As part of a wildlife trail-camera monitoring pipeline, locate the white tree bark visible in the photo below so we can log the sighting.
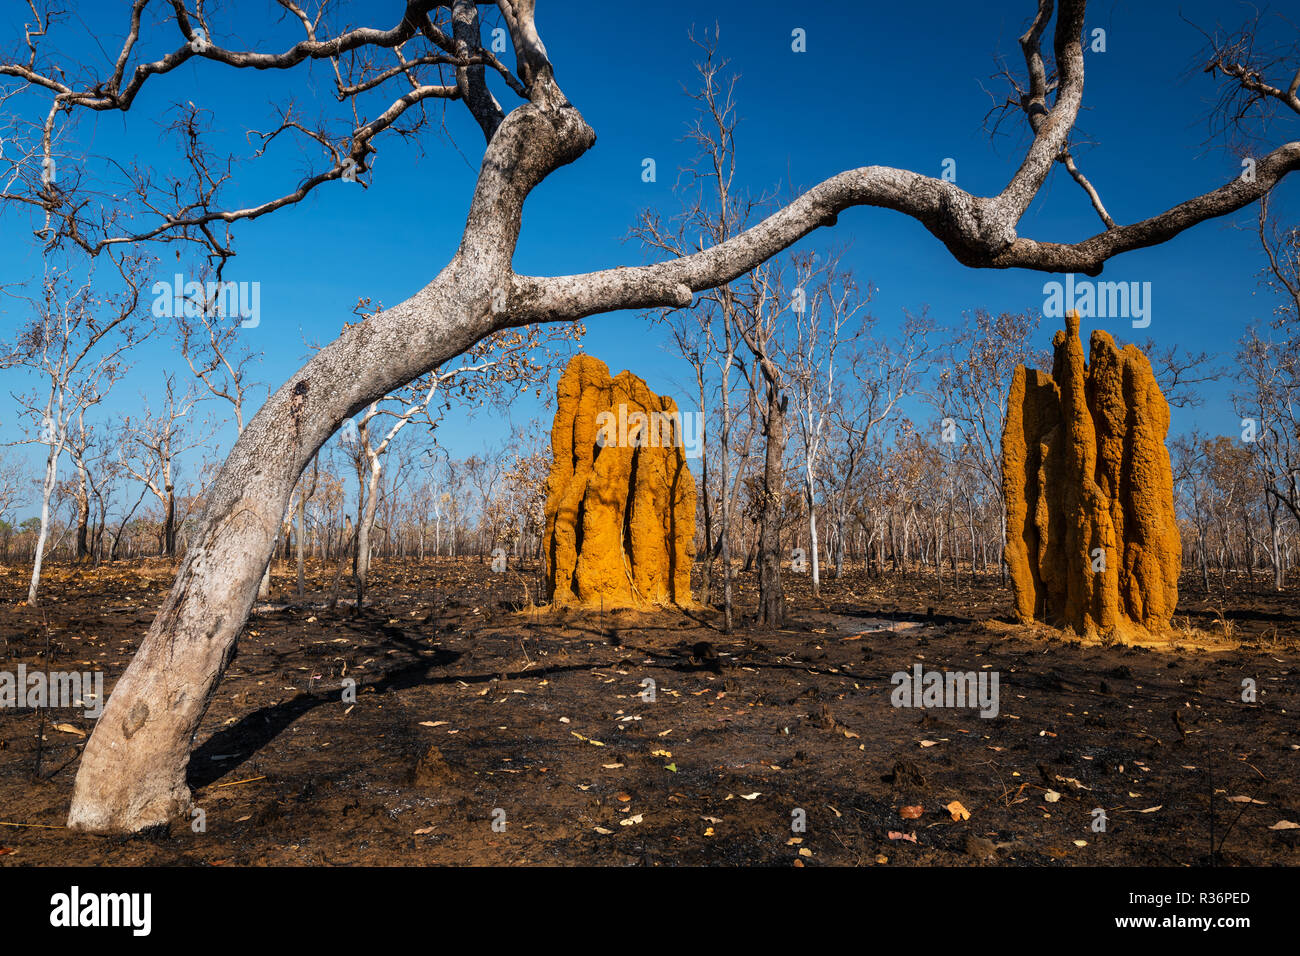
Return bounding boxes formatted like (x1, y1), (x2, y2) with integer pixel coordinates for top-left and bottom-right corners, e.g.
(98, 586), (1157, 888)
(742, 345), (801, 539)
(27, 435), (61, 605)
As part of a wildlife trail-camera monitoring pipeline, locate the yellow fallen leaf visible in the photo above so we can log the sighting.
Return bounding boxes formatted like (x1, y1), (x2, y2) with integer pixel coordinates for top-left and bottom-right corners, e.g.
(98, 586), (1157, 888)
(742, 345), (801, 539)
(52, 724), (85, 737)
(946, 800), (971, 822)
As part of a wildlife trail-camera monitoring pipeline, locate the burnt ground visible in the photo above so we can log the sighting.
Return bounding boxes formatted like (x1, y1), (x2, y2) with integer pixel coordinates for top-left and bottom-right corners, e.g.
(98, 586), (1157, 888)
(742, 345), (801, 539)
(0, 557), (1296, 867)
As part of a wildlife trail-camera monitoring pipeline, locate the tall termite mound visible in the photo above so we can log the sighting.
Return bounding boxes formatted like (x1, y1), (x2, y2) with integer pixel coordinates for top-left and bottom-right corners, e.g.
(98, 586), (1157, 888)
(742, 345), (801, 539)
(544, 353), (696, 608)
(1002, 312), (1180, 641)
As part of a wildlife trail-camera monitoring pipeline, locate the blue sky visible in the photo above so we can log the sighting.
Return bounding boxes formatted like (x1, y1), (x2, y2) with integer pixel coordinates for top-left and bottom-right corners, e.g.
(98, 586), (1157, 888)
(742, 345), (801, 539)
(1, 0), (1296, 516)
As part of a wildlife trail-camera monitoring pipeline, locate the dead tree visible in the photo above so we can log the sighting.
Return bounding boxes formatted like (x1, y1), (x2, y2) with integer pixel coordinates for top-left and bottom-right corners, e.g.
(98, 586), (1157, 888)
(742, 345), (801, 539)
(0, 259), (147, 603)
(0, 452), (25, 550)
(931, 309), (1043, 583)
(785, 250), (866, 598)
(827, 310), (931, 579)
(120, 374), (205, 558)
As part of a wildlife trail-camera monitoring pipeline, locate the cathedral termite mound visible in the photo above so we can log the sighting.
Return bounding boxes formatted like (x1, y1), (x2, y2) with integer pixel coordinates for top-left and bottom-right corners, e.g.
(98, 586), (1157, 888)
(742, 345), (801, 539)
(1002, 311), (1180, 641)
(544, 354), (696, 608)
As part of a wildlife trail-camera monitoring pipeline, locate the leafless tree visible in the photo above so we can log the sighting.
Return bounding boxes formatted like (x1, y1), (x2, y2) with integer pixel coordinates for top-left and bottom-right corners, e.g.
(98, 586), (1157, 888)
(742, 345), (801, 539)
(176, 285), (263, 437)
(733, 262), (792, 624)
(635, 30), (768, 627)
(785, 250), (868, 597)
(1255, 191), (1300, 328)
(1117, 335), (1221, 410)
(64, 405), (95, 561)
(120, 374), (206, 557)
(932, 308), (1044, 583)
(0, 450), (25, 542)
(825, 309), (932, 579)
(1, 257), (147, 602)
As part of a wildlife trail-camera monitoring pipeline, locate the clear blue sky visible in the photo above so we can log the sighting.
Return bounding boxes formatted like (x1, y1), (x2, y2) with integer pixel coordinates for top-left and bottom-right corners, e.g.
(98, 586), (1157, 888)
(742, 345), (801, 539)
(1, 0), (1296, 517)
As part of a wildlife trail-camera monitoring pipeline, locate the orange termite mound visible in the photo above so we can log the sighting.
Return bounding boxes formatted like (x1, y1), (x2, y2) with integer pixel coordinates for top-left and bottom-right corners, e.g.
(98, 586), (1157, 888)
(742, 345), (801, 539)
(544, 354), (696, 608)
(1002, 312), (1180, 641)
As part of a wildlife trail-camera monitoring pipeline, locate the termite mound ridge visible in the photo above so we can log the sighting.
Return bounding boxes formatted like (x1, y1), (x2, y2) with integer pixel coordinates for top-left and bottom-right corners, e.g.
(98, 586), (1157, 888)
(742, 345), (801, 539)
(1002, 312), (1180, 642)
(544, 353), (696, 608)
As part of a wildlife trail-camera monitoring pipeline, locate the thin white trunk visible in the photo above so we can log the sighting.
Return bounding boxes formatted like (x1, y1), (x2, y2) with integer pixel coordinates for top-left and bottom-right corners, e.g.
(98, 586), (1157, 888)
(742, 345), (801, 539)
(27, 441), (61, 606)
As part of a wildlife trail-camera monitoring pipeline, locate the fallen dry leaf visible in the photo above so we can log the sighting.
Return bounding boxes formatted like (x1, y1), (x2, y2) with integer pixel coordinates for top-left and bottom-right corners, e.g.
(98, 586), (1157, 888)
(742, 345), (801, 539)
(900, 805), (923, 820)
(946, 800), (971, 822)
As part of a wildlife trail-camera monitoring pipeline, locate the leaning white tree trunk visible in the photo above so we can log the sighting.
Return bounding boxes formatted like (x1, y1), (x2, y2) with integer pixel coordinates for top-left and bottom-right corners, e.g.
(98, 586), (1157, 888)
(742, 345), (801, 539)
(67, 99), (599, 831)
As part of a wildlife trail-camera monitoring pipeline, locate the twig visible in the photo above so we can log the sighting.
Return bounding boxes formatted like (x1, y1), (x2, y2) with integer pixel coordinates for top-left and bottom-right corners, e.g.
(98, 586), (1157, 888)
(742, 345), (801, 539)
(0, 821), (65, 829)
(213, 775), (266, 789)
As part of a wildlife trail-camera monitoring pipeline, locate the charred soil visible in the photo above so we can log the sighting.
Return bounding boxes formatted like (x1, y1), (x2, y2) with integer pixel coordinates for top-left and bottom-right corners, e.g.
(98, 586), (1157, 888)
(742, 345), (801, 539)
(0, 558), (1296, 866)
